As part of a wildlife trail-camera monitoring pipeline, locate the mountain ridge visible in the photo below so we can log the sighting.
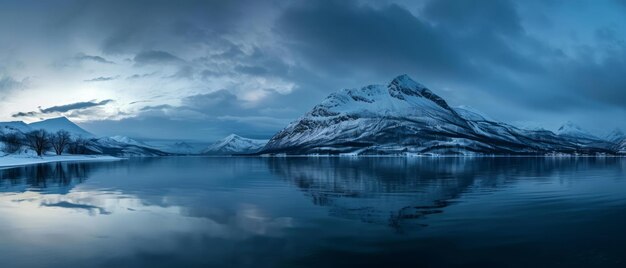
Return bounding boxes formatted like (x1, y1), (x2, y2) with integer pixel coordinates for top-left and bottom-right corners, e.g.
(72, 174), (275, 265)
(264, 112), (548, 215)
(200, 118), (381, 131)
(28, 117), (94, 137)
(261, 75), (621, 156)
(203, 134), (268, 155)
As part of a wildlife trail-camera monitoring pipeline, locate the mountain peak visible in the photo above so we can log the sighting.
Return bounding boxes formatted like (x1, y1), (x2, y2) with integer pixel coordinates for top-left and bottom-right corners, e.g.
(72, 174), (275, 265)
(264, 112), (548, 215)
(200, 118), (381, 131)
(225, 133), (240, 139)
(28, 116), (93, 137)
(45, 116), (72, 122)
(557, 121), (582, 132)
(388, 74), (425, 97)
(388, 74), (454, 112)
(556, 121), (597, 139)
(390, 74), (423, 88)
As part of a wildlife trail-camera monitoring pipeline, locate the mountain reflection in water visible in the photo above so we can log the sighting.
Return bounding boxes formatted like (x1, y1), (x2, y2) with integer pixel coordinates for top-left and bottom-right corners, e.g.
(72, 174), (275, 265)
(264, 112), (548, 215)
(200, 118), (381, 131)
(0, 157), (625, 268)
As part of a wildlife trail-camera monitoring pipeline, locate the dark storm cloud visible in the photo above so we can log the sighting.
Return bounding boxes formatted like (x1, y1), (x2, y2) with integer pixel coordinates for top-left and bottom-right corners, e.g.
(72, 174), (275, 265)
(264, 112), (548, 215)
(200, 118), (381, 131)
(274, 0), (624, 113)
(182, 90), (241, 116)
(11, 111), (38, 118)
(423, 0), (522, 36)
(180, 89), (293, 117)
(3, 0), (626, 138)
(133, 50), (184, 65)
(421, 0), (551, 72)
(41, 100), (114, 113)
(275, 0), (465, 78)
(77, 0), (272, 55)
(12, 99), (114, 117)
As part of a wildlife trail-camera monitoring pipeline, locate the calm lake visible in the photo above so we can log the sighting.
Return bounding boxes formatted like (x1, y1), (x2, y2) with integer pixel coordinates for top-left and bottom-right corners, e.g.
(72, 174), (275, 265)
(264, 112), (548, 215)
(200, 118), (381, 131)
(1, 157), (625, 267)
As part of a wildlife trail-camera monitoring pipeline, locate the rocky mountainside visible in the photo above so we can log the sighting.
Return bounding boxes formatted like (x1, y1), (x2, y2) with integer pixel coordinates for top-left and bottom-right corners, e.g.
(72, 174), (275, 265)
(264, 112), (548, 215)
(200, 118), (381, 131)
(261, 75), (617, 156)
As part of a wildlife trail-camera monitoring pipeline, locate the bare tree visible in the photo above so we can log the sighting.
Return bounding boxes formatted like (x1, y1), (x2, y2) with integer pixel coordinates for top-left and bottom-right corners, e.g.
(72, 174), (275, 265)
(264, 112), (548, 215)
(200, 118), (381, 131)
(68, 137), (90, 155)
(0, 132), (23, 154)
(26, 129), (50, 156)
(51, 130), (71, 155)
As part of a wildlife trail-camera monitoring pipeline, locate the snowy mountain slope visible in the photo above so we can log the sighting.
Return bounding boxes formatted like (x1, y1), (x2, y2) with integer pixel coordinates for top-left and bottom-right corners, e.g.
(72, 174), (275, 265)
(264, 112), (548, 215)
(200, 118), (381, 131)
(28, 117), (94, 137)
(603, 129), (626, 154)
(0, 117), (93, 137)
(261, 75), (615, 155)
(109, 135), (149, 147)
(89, 137), (170, 157)
(137, 140), (206, 154)
(617, 140), (626, 154)
(556, 121), (599, 140)
(0, 121), (31, 134)
(454, 106), (495, 122)
(203, 134), (268, 155)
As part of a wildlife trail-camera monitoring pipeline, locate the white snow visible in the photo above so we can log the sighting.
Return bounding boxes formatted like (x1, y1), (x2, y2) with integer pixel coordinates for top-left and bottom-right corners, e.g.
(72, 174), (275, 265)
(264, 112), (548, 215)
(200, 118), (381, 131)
(556, 121), (598, 140)
(454, 105), (495, 122)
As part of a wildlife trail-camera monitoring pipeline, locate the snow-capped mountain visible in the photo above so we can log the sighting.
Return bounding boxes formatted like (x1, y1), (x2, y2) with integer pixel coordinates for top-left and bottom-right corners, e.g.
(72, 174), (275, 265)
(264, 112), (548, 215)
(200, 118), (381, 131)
(604, 129), (626, 154)
(139, 140), (203, 154)
(99, 136), (202, 154)
(616, 140), (626, 154)
(556, 121), (599, 141)
(108, 135), (148, 147)
(1, 117), (93, 137)
(261, 75), (615, 155)
(0, 117), (171, 157)
(0, 121), (31, 134)
(89, 136), (170, 157)
(28, 117), (94, 137)
(203, 134), (268, 155)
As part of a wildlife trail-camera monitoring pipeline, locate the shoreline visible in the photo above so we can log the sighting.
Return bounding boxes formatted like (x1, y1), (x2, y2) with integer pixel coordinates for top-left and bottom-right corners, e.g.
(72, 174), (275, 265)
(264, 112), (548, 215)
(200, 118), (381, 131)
(1, 154), (623, 169)
(164, 154), (626, 158)
(0, 155), (123, 169)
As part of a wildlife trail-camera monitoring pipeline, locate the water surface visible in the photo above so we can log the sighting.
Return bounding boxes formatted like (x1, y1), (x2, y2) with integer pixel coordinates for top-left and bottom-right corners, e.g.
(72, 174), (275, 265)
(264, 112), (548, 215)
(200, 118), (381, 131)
(1, 157), (625, 267)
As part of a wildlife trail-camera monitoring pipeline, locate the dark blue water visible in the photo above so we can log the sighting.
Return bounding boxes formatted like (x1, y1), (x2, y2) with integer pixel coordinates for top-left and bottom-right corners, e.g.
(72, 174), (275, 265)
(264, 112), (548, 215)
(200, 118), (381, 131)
(1, 157), (626, 268)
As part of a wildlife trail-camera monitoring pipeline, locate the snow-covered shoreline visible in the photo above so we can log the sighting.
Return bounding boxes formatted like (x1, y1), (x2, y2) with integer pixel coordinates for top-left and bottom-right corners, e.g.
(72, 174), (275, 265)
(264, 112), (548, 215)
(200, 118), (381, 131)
(0, 154), (122, 168)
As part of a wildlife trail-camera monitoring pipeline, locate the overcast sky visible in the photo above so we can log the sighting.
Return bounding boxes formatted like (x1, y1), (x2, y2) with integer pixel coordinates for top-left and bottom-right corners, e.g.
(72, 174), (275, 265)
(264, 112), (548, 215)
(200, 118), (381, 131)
(1, 0), (626, 141)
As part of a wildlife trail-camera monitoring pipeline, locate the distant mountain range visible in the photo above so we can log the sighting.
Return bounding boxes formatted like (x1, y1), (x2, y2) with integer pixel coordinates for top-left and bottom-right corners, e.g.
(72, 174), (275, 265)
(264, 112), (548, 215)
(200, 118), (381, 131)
(0, 117), (169, 157)
(2, 75), (626, 156)
(202, 134), (267, 155)
(259, 75), (625, 156)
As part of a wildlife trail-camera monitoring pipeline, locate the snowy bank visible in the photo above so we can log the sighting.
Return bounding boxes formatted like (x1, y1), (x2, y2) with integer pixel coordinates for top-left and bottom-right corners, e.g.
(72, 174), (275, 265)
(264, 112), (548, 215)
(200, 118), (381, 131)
(0, 154), (121, 168)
